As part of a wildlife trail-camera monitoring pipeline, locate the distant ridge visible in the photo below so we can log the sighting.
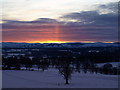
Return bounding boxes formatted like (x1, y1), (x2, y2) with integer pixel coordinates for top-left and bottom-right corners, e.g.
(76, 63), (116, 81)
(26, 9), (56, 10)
(1, 42), (120, 48)
(1, 41), (119, 44)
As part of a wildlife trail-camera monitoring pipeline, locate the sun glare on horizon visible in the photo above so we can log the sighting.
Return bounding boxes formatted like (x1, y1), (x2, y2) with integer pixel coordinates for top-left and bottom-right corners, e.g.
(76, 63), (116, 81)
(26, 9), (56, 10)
(32, 40), (67, 43)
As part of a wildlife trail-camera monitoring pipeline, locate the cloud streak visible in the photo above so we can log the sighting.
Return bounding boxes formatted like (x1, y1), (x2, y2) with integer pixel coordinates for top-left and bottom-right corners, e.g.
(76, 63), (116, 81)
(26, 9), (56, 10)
(2, 2), (118, 43)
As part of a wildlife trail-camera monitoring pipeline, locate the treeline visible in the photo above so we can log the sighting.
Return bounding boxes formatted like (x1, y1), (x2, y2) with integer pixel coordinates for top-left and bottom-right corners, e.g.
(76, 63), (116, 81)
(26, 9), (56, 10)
(2, 55), (120, 84)
(2, 55), (120, 74)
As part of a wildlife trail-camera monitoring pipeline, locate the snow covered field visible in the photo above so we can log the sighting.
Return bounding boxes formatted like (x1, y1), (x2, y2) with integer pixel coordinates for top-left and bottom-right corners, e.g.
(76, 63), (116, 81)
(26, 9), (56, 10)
(2, 69), (118, 88)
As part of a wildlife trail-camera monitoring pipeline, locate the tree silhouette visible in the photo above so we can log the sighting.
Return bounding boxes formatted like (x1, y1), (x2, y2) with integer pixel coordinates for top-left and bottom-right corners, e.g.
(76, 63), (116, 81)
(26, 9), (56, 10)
(58, 56), (73, 84)
(59, 65), (73, 84)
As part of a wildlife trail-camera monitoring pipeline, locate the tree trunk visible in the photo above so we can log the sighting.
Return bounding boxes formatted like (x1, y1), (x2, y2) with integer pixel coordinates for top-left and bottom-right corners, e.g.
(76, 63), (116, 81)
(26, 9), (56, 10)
(65, 78), (69, 84)
(42, 68), (44, 72)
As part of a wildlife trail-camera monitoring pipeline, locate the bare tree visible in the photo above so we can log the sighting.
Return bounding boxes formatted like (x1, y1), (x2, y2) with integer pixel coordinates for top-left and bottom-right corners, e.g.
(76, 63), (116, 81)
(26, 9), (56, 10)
(59, 65), (73, 84)
(58, 56), (74, 84)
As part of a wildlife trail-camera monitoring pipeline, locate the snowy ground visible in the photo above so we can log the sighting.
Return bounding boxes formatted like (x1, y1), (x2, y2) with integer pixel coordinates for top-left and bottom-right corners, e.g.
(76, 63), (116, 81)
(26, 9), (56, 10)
(2, 69), (118, 88)
(0, 70), (2, 89)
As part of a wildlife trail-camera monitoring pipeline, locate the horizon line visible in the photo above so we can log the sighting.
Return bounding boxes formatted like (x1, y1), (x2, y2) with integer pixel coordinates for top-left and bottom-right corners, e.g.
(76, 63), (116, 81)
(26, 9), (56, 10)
(1, 41), (118, 44)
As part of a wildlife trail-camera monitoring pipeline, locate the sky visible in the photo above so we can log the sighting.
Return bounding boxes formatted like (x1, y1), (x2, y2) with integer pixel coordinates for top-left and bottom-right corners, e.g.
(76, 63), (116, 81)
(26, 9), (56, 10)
(1, 0), (118, 43)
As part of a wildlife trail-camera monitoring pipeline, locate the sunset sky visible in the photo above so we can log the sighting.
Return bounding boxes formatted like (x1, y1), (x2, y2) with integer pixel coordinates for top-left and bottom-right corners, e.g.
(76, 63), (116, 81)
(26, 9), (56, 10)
(1, 0), (118, 43)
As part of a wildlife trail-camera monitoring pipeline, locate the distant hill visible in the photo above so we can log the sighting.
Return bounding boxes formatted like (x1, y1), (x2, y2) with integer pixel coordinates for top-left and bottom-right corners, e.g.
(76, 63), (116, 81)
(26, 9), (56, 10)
(1, 42), (120, 48)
